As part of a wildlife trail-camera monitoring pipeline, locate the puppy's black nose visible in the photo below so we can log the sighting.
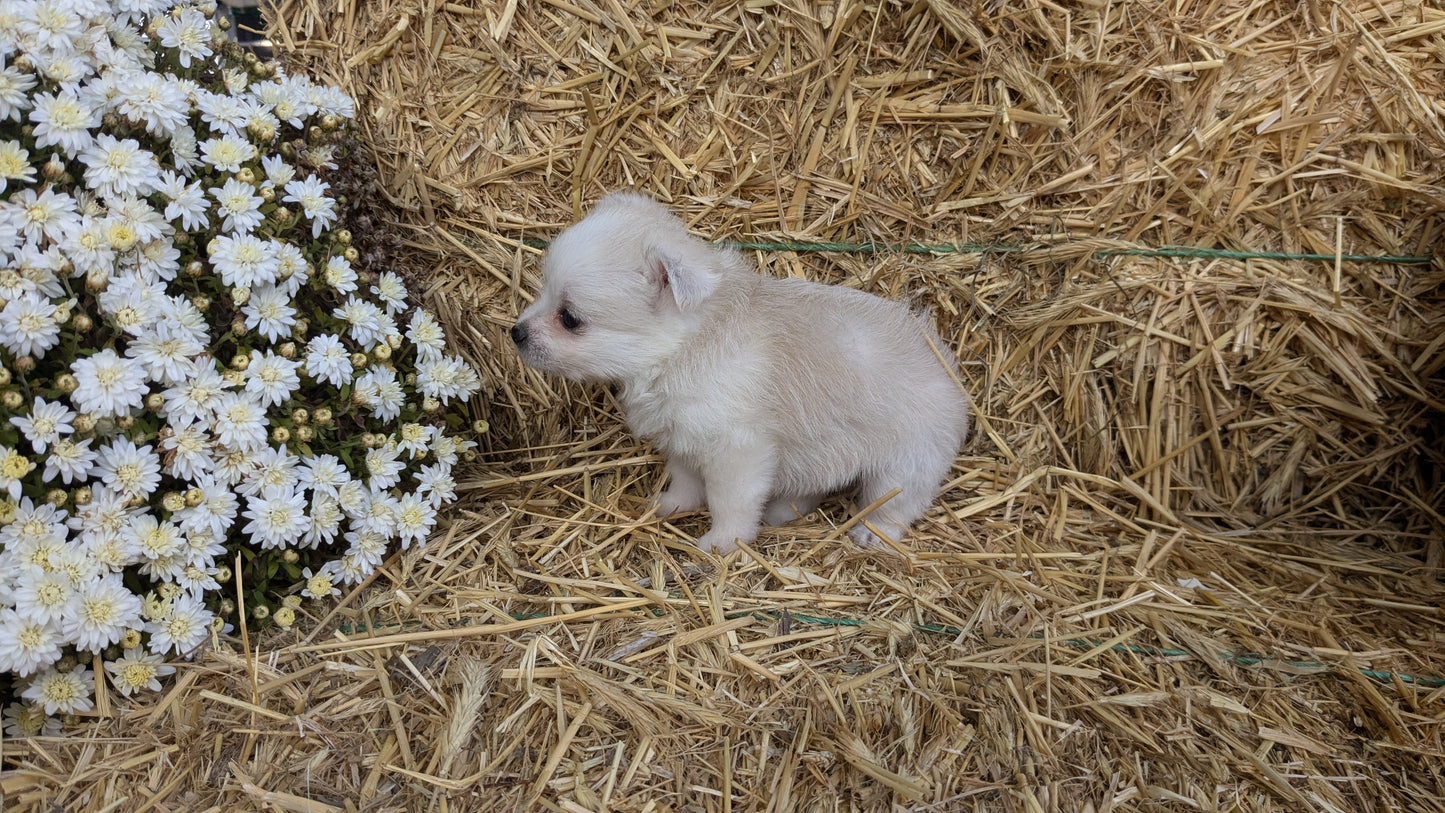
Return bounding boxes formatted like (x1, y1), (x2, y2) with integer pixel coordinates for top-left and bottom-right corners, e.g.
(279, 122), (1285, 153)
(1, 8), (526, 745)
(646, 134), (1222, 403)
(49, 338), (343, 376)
(510, 323), (529, 346)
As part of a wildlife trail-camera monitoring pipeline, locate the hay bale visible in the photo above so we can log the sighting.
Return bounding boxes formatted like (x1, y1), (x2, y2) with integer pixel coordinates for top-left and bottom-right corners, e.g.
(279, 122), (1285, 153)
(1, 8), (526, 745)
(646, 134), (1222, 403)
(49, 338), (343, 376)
(7, 0), (1443, 810)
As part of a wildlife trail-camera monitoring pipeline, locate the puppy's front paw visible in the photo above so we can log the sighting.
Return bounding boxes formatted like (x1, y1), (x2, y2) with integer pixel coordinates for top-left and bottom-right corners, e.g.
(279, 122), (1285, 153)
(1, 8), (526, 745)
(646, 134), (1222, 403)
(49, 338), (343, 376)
(695, 530), (741, 555)
(847, 524), (894, 548)
(655, 488), (704, 518)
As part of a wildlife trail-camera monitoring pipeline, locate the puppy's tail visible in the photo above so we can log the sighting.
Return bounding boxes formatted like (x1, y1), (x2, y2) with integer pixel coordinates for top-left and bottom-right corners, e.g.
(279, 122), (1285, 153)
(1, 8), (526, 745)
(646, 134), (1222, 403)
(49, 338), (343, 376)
(922, 326), (973, 444)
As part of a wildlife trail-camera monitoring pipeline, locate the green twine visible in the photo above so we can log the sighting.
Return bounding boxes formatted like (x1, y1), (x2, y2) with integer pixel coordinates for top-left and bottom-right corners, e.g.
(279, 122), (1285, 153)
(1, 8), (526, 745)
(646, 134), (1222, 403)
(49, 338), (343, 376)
(335, 608), (1445, 689)
(733, 611), (1445, 688)
(517, 236), (1433, 265)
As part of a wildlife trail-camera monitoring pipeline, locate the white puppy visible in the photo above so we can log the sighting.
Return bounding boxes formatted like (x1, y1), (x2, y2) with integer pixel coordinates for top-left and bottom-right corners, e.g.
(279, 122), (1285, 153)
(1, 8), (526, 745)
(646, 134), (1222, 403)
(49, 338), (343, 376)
(511, 193), (970, 554)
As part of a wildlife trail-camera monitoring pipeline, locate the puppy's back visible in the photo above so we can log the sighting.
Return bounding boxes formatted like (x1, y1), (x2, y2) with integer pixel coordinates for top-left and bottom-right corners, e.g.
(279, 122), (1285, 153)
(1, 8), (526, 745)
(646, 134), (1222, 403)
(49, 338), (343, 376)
(738, 276), (968, 490)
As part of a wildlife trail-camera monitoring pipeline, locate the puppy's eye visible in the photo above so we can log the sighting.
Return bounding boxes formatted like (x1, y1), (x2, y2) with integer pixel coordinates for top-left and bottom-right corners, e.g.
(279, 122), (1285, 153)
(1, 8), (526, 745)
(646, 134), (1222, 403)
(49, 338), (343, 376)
(558, 307), (582, 332)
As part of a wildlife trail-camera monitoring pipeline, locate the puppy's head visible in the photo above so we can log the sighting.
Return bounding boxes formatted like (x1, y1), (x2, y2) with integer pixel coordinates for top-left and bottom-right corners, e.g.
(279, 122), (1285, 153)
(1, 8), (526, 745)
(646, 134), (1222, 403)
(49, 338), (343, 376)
(512, 193), (724, 383)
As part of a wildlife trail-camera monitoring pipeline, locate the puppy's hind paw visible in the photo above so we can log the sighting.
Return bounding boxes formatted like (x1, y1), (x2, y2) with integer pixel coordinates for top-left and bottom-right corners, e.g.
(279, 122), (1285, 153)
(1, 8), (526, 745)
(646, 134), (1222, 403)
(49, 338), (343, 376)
(655, 489), (704, 518)
(694, 530), (742, 555)
(847, 524), (899, 549)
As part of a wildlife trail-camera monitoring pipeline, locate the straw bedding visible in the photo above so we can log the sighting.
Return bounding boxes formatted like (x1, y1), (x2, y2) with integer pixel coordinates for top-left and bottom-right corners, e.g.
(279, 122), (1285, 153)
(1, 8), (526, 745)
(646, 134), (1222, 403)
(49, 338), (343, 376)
(4, 0), (1444, 810)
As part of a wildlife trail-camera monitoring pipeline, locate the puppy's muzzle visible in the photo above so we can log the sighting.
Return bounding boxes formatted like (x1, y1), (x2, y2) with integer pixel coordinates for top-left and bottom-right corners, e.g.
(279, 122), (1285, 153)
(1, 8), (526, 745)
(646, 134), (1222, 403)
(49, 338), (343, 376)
(510, 322), (529, 347)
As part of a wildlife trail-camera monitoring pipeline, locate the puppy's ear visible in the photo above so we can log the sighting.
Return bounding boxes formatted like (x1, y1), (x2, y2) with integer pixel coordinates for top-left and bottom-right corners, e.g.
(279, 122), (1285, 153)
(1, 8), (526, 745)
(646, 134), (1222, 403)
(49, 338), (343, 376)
(645, 241), (719, 310)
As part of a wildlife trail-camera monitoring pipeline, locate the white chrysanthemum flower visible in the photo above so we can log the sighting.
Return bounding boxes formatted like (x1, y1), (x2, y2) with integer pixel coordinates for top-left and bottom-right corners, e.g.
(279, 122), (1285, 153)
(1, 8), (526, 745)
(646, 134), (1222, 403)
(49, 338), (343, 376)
(126, 321), (201, 385)
(300, 566), (341, 599)
(199, 133), (255, 173)
(406, 309), (447, 361)
(0, 269), (33, 303)
(313, 84), (356, 118)
(244, 349), (301, 407)
(0, 609), (62, 678)
(212, 444), (257, 487)
(21, 666), (94, 715)
(113, 71), (189, 137)
(12, 246), (65, 296)
(302, 144), (337, 171)
(107, 195), (169, 245)
(97, 273), (165, 335)
(360, 365), (404, 422)
(20, 1), (85, 54)
(8, 186), (81, 243)
(12, 567), (73, 627)
(260, 154), (294, 188)
(63, 573), (143, 653)
(343, 528), (389, 568)
(61, 215), (114, 275)
(105, 647), (174, 696)
(155, 6), (212, 68)
(0, 139), (36, 191)
(364, 445), (406, 491)
(430, 433), (464, 467)
(239, 443), (299, 498)
(79, 134), (160, 199)
(181, 525), (227, 568)
(394, 492), (437, 549)
(210, 176), (264, 234)
(304, 333), (352, 387)
(282, 174), (336, 238)
(329, 553), (372, 586)
(156, 170), (209, 231)
(31, 51), (93, 87)
(321, 255), (357, 294)
(146, 592), (211, 656)
(10, 397), (74, 453)
(370, 271), (408, 314)
(0, 291), (61, 359)
(134, 237), (181, 282)
(175, 474), (239, 538)
(168, 126), (199, 173)
(68, 485), (133, 546)
(162, 296), (211, 347)
(28, 87), (98, 156)
(220, 67), (249, 96)
(160, 419), (212, 481)
(94, 437), (162, 502)
(241, 486), (308, 550)
(240, 100), (279, 143)
(303, 494), (342, 548)
(255, 76), (317, 128)
(98, 211), (140, 253)
(195, 89), (247, 135)
(415, 462), (457, 508)
(396, 422), (431, 458)
(70, 348), (148, 418)
(415, 356), (460, 402)
(208, 233), (279, 288)
(137, 548), (186, 583)
(125, 512), (185, 562)
(336, 478), (368, 517)
(242, 284), (296, 343)
(175, 562), (220, 595)
(78, 525), (140, 573)
(0, 63), (38, 122)
(296, 453), (348, 498)
(3, 700), (62, 737)
(0, 499), (67, 553)
(266, 241), (304, 292)
(50, 545), (105, 588)
(161, 363), (230, 426)
(0, 444), (37, 499)
(334, 297), (386, 350)
(210, 392), (268, 452)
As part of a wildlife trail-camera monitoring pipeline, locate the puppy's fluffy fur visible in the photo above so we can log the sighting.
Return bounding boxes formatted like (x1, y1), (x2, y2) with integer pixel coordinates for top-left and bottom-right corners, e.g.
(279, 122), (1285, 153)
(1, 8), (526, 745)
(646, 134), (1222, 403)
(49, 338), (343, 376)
(512, 193), (969, 554)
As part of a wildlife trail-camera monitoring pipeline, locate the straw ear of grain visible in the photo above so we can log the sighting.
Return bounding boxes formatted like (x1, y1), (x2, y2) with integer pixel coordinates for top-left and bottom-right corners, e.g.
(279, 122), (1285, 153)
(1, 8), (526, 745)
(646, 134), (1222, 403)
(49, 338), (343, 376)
(7, 0), (1442, 810)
